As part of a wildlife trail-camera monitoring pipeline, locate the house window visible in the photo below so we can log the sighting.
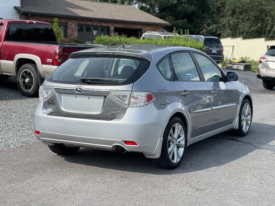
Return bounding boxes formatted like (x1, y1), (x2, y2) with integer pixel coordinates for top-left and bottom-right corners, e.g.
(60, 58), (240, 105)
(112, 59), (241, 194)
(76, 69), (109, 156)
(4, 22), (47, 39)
(48, 22), (67, 39)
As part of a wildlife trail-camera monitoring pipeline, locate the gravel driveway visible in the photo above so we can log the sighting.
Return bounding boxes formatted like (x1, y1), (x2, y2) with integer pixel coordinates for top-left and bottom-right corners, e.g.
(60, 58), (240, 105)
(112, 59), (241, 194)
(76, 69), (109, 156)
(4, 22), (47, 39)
(0, 70), (275, 205)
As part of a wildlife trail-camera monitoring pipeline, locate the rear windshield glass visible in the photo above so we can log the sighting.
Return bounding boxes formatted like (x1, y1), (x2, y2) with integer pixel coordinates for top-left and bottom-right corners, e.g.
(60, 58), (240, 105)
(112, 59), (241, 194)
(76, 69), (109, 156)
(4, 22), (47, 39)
(6, 23), (56, 42)
(47, 56), (151, 85)
(266, 49), (275, 56)
(204, 38), (222, 47)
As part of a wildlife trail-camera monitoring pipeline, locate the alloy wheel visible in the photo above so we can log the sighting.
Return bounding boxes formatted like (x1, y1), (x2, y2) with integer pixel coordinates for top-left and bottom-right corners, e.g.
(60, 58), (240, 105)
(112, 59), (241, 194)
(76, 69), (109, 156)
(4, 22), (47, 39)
(20, 69), (34, 92)
(167, 123), (185, 163)
(241, 103), (252, 133)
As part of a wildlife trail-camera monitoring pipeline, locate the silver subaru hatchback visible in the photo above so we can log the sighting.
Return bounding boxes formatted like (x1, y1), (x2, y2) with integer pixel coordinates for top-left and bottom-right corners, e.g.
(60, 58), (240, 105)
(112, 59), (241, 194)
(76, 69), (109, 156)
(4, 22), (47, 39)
(34, 45), (253, 169)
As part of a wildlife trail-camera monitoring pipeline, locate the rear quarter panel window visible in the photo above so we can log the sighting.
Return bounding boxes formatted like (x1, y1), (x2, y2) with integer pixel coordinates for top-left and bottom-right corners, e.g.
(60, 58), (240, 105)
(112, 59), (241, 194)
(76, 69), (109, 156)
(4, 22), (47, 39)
(157, 55), (174, 80)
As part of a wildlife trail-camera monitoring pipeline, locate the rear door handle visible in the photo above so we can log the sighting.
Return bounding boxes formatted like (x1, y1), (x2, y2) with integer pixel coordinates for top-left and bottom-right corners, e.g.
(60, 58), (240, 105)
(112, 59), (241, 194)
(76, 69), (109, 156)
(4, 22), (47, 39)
(181, 91), (190, 96)
(211, 90), (218, 94)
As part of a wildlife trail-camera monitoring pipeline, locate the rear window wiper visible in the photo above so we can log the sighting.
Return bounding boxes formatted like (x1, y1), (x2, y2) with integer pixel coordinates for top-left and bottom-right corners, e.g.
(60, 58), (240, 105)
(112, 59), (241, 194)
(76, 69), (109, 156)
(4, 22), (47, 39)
(81, 78), (120, 84)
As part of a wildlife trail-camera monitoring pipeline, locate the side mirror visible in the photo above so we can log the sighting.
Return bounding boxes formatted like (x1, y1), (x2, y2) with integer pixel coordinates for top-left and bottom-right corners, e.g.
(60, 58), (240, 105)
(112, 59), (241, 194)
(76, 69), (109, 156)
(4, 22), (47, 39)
(226, 72), (239, 81)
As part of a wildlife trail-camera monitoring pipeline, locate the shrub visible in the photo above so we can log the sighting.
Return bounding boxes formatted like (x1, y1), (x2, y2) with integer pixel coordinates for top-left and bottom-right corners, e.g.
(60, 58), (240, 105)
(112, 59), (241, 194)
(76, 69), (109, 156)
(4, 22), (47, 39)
(53, 18), (63, 43)
(69, 38), (84, 44)
(93, 34), (205, 52)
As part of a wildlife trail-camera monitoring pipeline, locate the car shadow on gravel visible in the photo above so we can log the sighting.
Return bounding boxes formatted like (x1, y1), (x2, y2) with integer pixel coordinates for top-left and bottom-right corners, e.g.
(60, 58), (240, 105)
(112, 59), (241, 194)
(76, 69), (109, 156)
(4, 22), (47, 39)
(0, 77), (33, 100)
(62, 122), (275, 174)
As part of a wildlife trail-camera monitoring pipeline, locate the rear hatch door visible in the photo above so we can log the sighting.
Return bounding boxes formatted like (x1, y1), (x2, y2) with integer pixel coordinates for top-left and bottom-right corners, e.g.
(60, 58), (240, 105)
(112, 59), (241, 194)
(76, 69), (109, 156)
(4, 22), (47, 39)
(262, 49), (275, 70)
(204, 38), (223, 56)
(43, 52), (151, 120)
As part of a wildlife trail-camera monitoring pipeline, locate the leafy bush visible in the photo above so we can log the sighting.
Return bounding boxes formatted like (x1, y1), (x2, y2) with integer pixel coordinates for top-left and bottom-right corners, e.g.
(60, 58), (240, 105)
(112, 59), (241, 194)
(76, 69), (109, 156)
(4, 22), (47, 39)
(93, 35), (205, 52)
(53, 18), (63, 43)
(69, 38), (84, 44)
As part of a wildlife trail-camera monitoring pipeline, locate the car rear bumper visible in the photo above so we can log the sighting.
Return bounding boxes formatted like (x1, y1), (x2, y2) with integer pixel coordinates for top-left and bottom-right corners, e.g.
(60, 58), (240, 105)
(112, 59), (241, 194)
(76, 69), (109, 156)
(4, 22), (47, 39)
(257, 64), (275, 80)
(257, 74), (275, 81)
(34, 101), (165, 159)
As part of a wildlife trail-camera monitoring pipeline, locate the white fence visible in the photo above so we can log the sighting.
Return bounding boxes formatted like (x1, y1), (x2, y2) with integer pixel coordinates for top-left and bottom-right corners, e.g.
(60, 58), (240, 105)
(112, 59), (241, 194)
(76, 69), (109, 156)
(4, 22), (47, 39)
(220, 37), (275, 61)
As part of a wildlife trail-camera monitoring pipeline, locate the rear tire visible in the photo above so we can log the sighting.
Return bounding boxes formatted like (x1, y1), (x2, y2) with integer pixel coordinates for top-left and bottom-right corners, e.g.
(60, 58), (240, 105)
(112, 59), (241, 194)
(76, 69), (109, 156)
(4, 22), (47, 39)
(48, 144), (80, 156)
(17, 64), (39, 97)
(152, 117), (186, 169)
(262, 80), (274, 90)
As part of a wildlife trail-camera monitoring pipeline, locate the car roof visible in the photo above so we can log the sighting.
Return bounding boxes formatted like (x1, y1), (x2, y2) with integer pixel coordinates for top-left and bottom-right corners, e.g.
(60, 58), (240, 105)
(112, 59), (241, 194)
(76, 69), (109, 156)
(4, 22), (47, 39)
(71, 45), (201, 62)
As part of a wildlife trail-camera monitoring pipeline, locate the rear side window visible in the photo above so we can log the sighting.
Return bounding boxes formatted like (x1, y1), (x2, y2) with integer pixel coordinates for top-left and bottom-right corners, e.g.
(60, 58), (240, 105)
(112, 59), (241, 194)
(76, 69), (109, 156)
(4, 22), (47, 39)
(6, 23), (56, 42)
(204, 38), (222, 47)
(171, 53), (200, 81)
(143, 34), (151, 39)
(157, 55), (174, 80)
(0, 24), (2, 32)
(266, 49), (275, 56)
(47, 56), (150, 85)
(150, 35), (162, 39)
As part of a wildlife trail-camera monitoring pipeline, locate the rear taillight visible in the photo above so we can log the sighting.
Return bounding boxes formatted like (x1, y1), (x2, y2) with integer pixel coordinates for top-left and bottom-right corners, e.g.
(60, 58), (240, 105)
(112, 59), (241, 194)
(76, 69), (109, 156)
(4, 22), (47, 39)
(39, 86), (54, 101)
(130, 92), (154, 107)
(35, 131), (40, 135)
(53, 47), (63, 66)
(109, 91), (155, 107)
(259, 57), (266, 64)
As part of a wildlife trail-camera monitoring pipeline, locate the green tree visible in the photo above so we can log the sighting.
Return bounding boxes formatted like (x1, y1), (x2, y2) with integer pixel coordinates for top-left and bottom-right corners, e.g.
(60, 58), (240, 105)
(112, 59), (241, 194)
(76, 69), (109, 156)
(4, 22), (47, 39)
(53, 18), (63, 42)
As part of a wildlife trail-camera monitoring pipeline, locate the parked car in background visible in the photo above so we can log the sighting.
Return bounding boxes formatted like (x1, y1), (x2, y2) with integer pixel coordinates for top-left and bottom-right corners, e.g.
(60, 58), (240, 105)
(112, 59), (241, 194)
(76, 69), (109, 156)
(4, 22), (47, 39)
(0, 19), (101, 97)
(141, 31), (179, 40)
(34, 45), (253, 169)
(257, 46), (275, 90)
(184, 35), (224, 64)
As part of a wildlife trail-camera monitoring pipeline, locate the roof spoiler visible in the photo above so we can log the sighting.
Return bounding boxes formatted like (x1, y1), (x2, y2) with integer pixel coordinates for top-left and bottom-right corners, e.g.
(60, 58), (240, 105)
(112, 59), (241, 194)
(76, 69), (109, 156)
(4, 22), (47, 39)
(69, 51), (152, 62)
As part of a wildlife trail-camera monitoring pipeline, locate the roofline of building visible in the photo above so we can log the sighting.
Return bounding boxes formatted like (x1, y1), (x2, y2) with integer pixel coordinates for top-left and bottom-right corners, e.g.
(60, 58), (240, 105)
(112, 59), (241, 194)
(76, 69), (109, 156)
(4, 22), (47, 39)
(14, 7), (171, 26)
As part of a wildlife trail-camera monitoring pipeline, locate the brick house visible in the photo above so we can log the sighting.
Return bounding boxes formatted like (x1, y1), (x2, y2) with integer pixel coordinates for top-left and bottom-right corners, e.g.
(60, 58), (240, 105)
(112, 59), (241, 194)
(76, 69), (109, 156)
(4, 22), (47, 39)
(13, 0), (170, 43)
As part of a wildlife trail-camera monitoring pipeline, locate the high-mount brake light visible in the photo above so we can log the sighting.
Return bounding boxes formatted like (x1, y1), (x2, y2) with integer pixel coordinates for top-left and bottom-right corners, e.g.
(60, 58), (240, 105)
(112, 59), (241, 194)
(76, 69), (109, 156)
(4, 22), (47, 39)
(259, 57), (266, 64)
(53, 47), (63, 66)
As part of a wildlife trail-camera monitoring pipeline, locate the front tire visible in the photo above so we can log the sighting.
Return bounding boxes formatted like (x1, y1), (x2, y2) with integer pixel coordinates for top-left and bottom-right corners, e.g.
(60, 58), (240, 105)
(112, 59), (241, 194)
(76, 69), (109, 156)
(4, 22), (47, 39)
(152, 117), (186, 169)
(233, 99), (252, 137)
(262, 80), (274, 90)
(48, 144), (80, 156)
(17, 64), (39, 97)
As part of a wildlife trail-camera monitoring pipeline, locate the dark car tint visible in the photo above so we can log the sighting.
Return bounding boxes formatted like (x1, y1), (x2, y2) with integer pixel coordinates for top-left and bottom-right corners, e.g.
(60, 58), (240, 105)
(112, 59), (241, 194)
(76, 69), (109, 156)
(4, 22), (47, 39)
(204, 38), (222, 47)
(6, 23), (56, 42)
(266, 49), (275, 56)
(47, 55), (151, 85)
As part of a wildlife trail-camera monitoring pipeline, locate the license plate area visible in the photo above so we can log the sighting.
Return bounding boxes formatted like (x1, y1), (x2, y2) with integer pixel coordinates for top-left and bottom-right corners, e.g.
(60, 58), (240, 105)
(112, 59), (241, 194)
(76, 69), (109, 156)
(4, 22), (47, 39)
(212, 49), (217, 53)
(61, 94), (104, 114)
(268, 62), (275, 69)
